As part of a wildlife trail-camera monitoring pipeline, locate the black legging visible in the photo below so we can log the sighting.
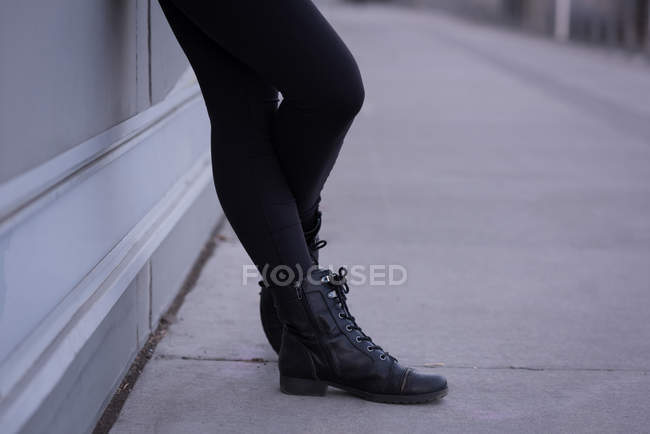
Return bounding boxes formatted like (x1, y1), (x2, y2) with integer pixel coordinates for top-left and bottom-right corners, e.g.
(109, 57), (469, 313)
(158, 0), (364, 278)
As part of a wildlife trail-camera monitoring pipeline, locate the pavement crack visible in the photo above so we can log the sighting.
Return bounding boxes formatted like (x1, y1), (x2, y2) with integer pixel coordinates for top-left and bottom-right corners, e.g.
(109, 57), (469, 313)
(156, 354), (276, 364)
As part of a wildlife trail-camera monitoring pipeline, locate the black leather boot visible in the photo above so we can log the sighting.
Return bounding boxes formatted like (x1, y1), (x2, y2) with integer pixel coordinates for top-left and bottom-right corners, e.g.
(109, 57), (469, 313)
(270, 267), (448, 404)
(259, 212), (327, 353)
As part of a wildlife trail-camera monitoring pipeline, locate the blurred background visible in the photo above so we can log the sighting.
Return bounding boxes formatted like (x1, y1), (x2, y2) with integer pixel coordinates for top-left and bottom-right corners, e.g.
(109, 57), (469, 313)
(1, 1), (649, 433)
(367, 0), (650, 52)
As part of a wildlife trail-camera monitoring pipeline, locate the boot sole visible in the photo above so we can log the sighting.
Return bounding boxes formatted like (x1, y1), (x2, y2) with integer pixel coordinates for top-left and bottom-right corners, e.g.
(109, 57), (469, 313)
(280, 376), (448, 404)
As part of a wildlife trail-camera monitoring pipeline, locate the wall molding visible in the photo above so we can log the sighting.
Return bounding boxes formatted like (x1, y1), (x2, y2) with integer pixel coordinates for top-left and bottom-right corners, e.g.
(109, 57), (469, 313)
(0, 83), (201, 235)
(0, 151), (215, 434)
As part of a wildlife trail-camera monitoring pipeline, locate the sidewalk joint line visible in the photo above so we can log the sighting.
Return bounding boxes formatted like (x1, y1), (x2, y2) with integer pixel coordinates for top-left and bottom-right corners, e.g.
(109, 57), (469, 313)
(153, 355), (649, 374)
(418, 364), (649, 373)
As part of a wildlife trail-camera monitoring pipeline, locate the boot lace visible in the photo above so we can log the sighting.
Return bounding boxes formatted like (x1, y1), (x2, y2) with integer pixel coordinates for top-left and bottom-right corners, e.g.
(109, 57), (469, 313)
(322, 267), (396, 362)
(309, 238), (327, 252)
(305, 211), (327, 262)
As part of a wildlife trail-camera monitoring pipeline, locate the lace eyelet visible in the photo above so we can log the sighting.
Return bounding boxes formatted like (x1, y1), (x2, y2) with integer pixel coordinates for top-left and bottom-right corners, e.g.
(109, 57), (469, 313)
(380, 354), (387, 360)
(355, 336), (362, 343)
(367, 346), (373, 352)
(338, 312), (345, 319)
(345, 325), (353, 332)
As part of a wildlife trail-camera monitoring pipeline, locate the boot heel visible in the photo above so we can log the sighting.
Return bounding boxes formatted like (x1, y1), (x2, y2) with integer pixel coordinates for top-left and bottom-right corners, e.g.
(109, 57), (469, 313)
(280, 375), (327, 396)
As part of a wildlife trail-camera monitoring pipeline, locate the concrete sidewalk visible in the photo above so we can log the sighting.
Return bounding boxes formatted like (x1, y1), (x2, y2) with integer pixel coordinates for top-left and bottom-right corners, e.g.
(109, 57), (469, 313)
(110, 2), (650, 433)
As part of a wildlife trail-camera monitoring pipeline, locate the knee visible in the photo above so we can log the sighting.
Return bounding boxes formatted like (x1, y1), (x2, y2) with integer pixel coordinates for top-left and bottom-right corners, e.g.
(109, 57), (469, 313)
(343, 79), (365, 118)
(323, 69), (365, 120)
(292, 62), (364, 121)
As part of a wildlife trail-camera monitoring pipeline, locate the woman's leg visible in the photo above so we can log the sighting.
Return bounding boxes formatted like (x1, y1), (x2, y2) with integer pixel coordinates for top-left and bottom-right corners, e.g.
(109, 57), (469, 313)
(158, 0), (316, 277)
(161, 0), (364, 234)
(158, 0), (448, 403)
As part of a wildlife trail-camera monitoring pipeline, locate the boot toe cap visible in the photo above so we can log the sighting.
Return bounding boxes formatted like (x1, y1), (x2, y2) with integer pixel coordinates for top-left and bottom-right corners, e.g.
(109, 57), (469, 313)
(402, 369), (447, 395)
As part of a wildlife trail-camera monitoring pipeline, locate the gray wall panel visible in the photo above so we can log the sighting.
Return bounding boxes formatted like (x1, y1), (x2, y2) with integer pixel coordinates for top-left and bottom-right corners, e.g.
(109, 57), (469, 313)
(0, 1), (212, 430)
(149, 0), (189, 104)
(0, 0), (138, 184)
(0, 98), (208, 364)
(136, 0), (152, 111)
(19, 268), (142, 434)
(16, 187), (219, 433)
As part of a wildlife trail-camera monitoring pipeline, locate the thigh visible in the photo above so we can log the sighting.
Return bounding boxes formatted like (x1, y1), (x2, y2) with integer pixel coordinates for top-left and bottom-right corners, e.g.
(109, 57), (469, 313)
(158, 0), (279, 152)
(164, 0), (361, 102)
